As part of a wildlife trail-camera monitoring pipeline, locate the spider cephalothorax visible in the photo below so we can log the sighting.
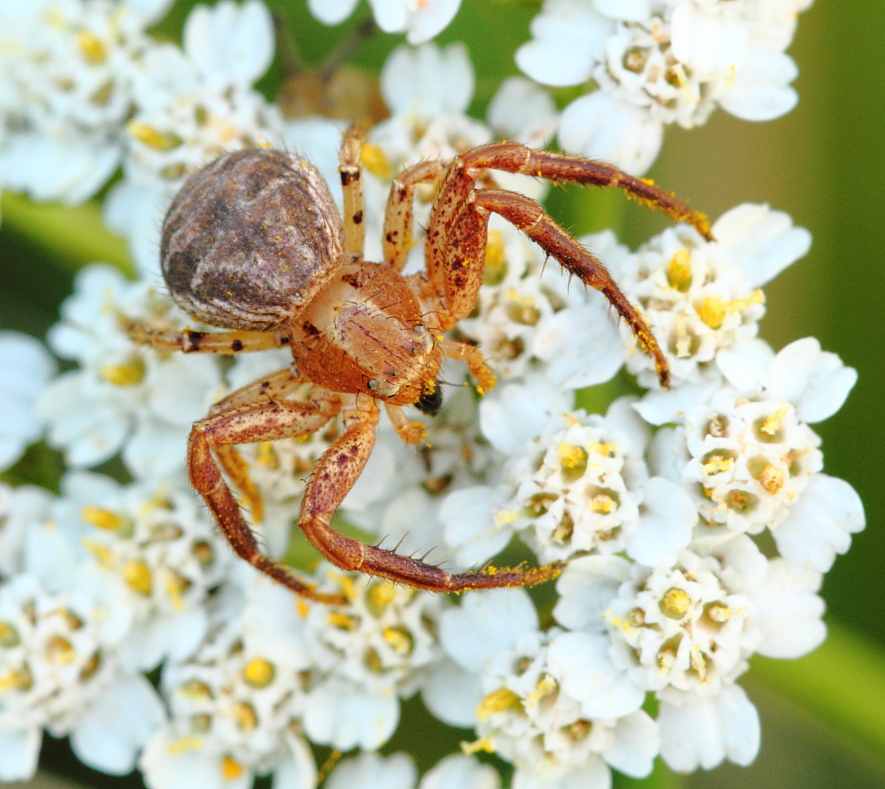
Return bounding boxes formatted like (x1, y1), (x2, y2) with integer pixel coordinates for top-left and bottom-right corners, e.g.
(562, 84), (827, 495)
(131, 131), (711, 604)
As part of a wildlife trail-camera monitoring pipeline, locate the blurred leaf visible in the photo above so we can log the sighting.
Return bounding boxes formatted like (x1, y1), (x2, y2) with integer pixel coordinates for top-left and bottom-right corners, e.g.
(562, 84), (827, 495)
(752, 621), (885, 757)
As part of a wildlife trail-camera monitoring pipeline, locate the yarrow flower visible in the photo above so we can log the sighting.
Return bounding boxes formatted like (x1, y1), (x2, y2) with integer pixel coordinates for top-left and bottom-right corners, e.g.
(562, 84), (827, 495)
(515, 0), (814, 173)
(0, 1), (863, 787)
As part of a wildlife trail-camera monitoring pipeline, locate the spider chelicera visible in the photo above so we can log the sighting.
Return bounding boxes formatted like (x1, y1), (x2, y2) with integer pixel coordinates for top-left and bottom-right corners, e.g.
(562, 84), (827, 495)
(129, 129), (711, 604)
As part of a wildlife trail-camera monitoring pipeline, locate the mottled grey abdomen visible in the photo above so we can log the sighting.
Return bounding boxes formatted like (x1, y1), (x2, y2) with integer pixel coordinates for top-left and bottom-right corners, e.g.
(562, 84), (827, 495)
(161, 148), (346, 330)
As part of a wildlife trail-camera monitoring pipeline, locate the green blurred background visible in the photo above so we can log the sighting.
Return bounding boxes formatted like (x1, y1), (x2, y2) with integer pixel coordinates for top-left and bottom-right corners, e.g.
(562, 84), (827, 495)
(1, 1), (883, 787)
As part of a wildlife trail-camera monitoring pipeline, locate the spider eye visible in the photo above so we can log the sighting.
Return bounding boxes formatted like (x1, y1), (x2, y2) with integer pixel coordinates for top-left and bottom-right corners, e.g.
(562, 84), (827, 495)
(368, 379), (380, 391)
(416, 379), (443, 416)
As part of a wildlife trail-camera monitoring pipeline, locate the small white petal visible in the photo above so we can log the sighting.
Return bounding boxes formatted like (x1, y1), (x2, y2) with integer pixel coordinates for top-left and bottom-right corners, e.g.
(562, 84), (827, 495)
(712, 204), (811, 287)
(420, 754), (501, 789)
(548, 632), (644, 718)
(627, 478), (696, 568)
(767, 338), (857, 423)
(717, 339), (775, 391)
(658, 685), (760, 771)
(405, 0), (462, 44)
(327, 752), (416, 789)
(774, 474), (865, 572)
(71, 675), (165, 774)
(600, 710), (659, 778)
(0, 728), (41, 781)
(184, 0), (274, 86)
(441, 486), (513, 568)
(440, 588), (538, 671)
(422, 659), (484, 727)
(720, 52), (799, 121)
(752, 560), (826, 659)
(559, 93), (663, 176)
(304, 680), (399, 750)
(554, 555), (631, 631)
(307, 0), (359, 25)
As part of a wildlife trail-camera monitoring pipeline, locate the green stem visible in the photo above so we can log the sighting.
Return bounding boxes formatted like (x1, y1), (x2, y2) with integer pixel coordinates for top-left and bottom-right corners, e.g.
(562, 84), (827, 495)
(2, 191), (132, 276)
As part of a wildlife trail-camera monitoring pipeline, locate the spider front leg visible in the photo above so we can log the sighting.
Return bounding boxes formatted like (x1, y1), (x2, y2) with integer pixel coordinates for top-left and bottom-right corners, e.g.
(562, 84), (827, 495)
(301, 401), (563, 592)
(422, 158), (674, 385)
(474, 189), (670, 386)
(188, 379), (345, 603)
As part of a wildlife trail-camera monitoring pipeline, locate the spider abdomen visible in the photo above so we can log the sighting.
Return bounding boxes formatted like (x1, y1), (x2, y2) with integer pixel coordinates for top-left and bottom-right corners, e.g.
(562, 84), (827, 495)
(161, 148), (346, 331)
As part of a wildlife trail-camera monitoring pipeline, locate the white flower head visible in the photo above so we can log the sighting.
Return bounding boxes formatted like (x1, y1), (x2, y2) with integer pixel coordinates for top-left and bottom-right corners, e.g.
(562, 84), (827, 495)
(0, 0), (174, 202)
(616, 204), (811, 390)
(472, 628), (659, 786)
(646, 339), (862, 571)
(518, 1), (813, 173)
(41, 471), (233, 671)
(461, 399), (695, 567)
(0, 573), (162, 780)
(37, 264), (224, 479)
(142, 583), (317, 789)
(300, 569), (447, 750)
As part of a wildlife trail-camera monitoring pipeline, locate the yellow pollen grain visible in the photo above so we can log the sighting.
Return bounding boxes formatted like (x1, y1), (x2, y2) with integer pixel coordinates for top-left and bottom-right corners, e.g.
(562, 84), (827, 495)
(0, 668), (30, 691)
(590, 493), (616, 514)
(80, 539), (115, 569)
(587, 441), (617, 458)
(760, 405), (791, 435)
(461, 737), (495, 755)
(707, 603), (730, 624)
(690, 644), (708, 682)
(296, 599), (311, 619)
(483, 230), (507, 284)
(657, 648), (676, 674)
(383, 626), (413, 656)
(558, 443), (587, 469)
(703, 456), (734, 475)
(339, 575), (358, 603)
(122, 560), (153, 596)
(477, 688), (521, 721)
(233, 701), (258, 731)
(256, 442), (278, 468)
(666, 248), (693, 291)
(164, 572), (187, 611)
(368, 581), (396, 610)
(77, 31), (106, 63)
(81, 506), (124, 531)
(327, 611), (358, 631)
(661, 587), (691, 619)
(698, 290), (765, 330)
(243, 658), (276, 688)
(524, 674), (557, 709)
(222, 755), (245, 780)
(99, 357), (145, 386)
(0, 621), (18, 646)
(360, 143), (391, 179)
(697, 296), (726, 330)
(127, 121), (183, 151)
(758, 464), (785, 494)
(494, 509), (518, 527)
(167, 736), (203, 755)
(45, 635), (76, 666)
(180, 680), (212, 701)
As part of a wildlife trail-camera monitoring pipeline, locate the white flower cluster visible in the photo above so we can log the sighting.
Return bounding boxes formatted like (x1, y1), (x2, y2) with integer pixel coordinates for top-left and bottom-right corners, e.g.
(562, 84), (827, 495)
(512, 0), (814, 173)
(0, 1), (861, 788)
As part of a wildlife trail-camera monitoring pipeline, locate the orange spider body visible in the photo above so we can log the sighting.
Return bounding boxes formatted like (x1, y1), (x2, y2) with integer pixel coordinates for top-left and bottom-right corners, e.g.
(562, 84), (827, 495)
(131, 133), (711, 604)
